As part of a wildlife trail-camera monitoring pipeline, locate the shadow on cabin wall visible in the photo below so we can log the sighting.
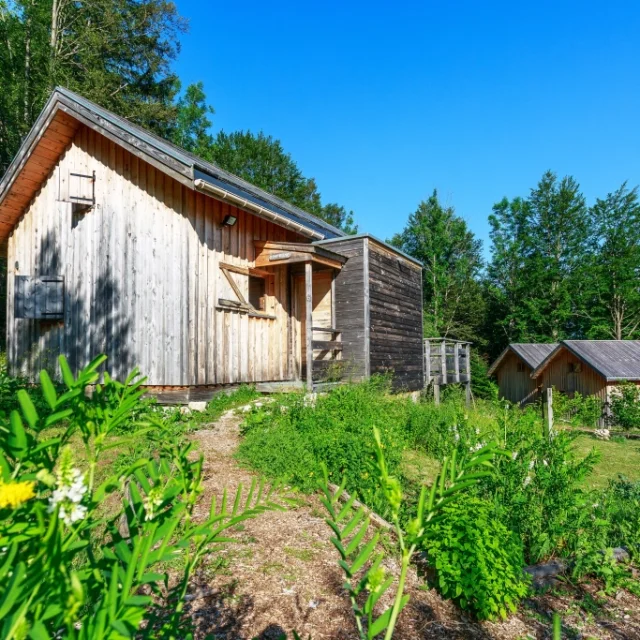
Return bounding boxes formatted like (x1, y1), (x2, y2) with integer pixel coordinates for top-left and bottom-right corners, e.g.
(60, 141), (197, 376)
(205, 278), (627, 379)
(13, 226), (131, 381)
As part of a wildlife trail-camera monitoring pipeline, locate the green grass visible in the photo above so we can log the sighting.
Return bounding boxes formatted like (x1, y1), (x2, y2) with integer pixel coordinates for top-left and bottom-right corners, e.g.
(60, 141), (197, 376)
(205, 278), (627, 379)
(572, 434), (640, 490)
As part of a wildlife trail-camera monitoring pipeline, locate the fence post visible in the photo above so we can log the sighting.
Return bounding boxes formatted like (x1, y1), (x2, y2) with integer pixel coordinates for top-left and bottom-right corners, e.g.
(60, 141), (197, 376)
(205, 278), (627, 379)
(543, 387), (553, 439)
(424, 339), (430, 388)
(465, 343), (472, 408)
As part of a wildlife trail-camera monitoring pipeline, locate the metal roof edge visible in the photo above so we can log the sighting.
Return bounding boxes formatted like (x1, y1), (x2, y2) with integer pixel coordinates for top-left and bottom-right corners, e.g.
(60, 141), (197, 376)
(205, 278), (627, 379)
(21, 87), (346, 241)
(314, 233), (423, 267)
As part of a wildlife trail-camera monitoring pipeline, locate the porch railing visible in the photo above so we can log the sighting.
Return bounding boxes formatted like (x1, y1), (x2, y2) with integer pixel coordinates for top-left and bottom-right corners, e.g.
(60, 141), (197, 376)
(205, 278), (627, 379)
(311, 326), (343, 382)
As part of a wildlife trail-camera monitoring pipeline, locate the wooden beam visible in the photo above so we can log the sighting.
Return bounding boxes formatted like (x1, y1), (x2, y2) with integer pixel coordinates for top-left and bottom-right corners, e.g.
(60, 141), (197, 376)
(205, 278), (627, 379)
(440, 340), (447, 385)
(305, 261), (313, 390)
(465, 343), (472, 407)
(454, 342), (460, 383)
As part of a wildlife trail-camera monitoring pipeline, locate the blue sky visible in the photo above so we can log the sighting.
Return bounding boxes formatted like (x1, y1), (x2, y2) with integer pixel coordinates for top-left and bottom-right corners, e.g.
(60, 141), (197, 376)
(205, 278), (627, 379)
(173, 1), (640, 256)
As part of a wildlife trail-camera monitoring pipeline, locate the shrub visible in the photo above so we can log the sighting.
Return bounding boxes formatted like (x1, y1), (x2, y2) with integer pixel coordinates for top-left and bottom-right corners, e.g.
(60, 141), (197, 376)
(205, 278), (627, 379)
(479, 404), (599, 563)
(238, 378), (409, 515)
(0, 355), (279, 639)
(552, 389), (604, 428)
(421, 495), (529, 620)
(610, 382), (640, 430)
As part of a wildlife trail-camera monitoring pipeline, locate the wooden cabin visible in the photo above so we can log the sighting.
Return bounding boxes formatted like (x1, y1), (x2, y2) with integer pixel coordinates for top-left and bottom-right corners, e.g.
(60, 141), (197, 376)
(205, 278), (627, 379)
(489, 340), (640, 406)
(488, 343), (558, 404)
(0, 88), (424, 397)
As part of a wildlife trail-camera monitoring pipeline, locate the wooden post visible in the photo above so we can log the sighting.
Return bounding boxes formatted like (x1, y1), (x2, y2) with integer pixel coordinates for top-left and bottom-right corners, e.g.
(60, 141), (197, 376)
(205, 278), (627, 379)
(440, 340), (447, 385)
(453, 342), (460, 383)
(465, 343), (472, 408)
(434, 381), (440, 406)
(543, 387), (553, 439)
(424, 339), (430, 388)
(305, 261), (313, 391)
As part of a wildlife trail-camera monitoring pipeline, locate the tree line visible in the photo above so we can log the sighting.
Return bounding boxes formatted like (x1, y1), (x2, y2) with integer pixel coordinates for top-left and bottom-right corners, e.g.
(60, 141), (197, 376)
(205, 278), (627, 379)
(2, 1), (638, 364)
(391, 174), (640, 361)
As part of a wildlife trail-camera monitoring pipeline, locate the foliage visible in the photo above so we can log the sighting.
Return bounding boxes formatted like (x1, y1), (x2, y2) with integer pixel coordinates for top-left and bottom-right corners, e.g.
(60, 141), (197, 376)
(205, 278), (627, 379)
(479, 404), (599, 563)
(601, 475), (640, 561)
(610, 382), (640, 430)
(238, 378), (408, 515)
(580, 183), (640, 340)
(390, 190), (485, 343)
(0, 354), (279, 639)
(0, 0), (186, 171)
(485, 171), (589, 352)
(319, 427), (506, 637)
(551, 389), (604, 428)
(421, 495), (528, 620)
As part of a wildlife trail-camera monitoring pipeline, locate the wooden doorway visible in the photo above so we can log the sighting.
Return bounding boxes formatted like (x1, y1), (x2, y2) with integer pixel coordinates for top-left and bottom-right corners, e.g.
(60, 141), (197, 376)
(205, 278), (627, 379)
(292, 270), (334, 380)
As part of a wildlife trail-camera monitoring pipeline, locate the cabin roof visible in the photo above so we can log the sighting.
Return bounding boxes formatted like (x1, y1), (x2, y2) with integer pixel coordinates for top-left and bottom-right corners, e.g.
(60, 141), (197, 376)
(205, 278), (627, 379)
(0, 87), (346, 243)
(530, 340), (640, 381)
(487, 342), (558, 376)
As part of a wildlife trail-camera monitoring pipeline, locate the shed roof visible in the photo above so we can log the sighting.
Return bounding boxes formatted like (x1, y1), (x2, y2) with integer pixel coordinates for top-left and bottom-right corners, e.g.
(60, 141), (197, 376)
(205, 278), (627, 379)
(530, 340), (640, 381)
(487, 343), (558, 376)
(0, 87), (346, 243)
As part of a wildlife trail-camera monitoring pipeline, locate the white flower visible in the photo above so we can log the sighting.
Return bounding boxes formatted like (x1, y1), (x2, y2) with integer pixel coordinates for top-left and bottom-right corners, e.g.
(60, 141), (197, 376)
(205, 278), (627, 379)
(475, 428), (480, 436)
(523, 475), (532, 488)
(454, 432), (460, 442)
(592, 503), (599, 509)
(511, 451), (518, 461)
(542, 460), (548, 467)
(528, 460), (535, 470)
(48, 460), (88, 525)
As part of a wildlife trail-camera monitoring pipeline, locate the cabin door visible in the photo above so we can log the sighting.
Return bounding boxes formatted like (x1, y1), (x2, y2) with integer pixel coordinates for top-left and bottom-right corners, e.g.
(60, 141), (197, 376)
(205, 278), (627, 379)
(292, 270), (333, 379)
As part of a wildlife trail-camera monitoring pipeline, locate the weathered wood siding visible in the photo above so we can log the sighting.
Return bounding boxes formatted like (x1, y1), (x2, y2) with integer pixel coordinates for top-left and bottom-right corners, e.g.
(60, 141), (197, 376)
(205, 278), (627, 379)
(7, 125), (300, 385)
(496, 352), (540, 404)
(540, 349), (607, 402)
(326, 237), (368, 380)
(368, 241), (423, 390)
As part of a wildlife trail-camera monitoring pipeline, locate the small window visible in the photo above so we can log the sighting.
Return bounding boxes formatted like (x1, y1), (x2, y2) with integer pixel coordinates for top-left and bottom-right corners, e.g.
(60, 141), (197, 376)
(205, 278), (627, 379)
(248, 275), (266, 311)
(516, 362), (526, 373)
(568, 362), (582, 373)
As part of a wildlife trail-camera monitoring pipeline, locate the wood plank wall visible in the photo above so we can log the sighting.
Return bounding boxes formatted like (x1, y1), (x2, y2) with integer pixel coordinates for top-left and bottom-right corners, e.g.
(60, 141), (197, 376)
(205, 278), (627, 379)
(496, 352), (540, 404)
(539, 350), (607, 402)
(328, 238), (367, 380)
(368, 241), (423, 390)
(7, 125), (300, 385)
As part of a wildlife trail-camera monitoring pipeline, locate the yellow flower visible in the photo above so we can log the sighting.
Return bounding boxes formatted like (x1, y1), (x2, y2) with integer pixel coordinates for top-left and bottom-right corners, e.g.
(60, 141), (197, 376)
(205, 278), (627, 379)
(0, 480), (36, 509)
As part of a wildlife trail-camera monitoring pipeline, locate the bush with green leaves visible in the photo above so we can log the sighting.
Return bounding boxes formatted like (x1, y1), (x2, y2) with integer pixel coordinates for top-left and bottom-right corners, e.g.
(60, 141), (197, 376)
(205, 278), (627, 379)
(610, 382), (640, 430)
(421, 494), (529, 620)
(319, 428), (509, 637)
(478, 404), (599, 563)
(0, 355), (279, 639)
(551, 389), (604, 428)
(238, 378), (409, 514)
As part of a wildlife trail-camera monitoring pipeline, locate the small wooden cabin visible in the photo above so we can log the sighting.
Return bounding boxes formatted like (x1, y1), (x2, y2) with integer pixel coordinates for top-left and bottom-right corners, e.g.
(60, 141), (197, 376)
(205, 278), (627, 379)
(490, 340), (640, 406)
(0, 88), (424, 396)
(488, 343), (557, 404)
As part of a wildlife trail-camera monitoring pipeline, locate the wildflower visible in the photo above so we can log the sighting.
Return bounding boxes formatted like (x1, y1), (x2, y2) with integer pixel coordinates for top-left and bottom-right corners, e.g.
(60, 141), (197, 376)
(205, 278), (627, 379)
(528, 459), (535, 470)
(470, 441), (485, 453)
(0, 479), (36, 509)
(48, 448), (88, 526)
(143, 486), (164, 522)
(475, 428), (480, 436)
(454, 432), (460, 442)
(511, 451), (518, 461)
(542, 460), (549, 467)
(523, 475), (532, 488)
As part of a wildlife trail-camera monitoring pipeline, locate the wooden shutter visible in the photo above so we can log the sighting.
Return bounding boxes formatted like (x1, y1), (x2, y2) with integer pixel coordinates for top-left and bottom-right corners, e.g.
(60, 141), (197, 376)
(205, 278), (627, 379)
(15, 276), (64, 320)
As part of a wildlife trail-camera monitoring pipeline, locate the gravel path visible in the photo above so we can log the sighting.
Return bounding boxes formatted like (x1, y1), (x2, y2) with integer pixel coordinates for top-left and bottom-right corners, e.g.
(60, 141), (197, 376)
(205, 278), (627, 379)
(183, 408), (640, 640)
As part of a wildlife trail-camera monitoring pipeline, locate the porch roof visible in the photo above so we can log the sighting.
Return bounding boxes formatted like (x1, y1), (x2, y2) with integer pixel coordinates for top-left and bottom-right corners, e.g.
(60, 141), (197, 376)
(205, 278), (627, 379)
(254, 241), (347, 270)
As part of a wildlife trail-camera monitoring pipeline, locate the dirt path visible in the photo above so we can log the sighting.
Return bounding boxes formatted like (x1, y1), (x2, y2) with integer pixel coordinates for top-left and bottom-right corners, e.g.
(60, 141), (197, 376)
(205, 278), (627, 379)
(185, 409), (640, 640)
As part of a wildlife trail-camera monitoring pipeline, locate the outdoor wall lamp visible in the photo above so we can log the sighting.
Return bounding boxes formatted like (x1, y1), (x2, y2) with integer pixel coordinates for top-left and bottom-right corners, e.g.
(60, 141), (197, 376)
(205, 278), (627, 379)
(222, 214), (237, 227)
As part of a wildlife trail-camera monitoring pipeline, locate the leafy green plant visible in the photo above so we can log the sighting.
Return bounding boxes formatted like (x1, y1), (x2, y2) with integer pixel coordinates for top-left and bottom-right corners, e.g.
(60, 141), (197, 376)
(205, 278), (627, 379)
(421, 494), (529, 620)
(0, 355), (280, 639)
(318, 427), (506, 638)
(552, 389), (603, 428)
(239, 378), (410, 514)
(610, 382), (640, 430)
(480, 404), (599, 563)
